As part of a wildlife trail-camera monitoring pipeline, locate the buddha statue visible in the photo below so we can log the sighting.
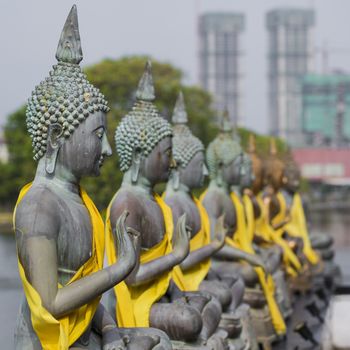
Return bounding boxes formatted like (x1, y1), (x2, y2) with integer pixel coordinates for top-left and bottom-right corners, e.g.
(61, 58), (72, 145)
(200, 113), (284, 346)
(13, 6), (170, 350)
(200, 112), (266, 287)
(106, 63), (228, 349)
(245, 135), (292, 320)
(235, 151), (291, 330)
(280, 152), (319, 266)
(163, 93), (259, 350)
(260, 138), (304, 278)
(280, 153), (342, 288)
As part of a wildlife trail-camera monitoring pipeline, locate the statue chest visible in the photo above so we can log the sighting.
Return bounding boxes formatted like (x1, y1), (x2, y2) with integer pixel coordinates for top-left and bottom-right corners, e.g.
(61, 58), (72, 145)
(138, 199), (166, 249)
(251, 196), (261, 219)
(222, 196), (236, 233)
(181, 198), (201, 238)
(57, 200), (93, 280)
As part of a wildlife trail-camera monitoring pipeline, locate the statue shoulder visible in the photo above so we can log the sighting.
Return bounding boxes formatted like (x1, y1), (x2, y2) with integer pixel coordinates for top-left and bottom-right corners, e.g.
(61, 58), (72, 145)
(109, 188), (144, 231)
(201, 188), (224, 219)
(15, 185), (61, 240)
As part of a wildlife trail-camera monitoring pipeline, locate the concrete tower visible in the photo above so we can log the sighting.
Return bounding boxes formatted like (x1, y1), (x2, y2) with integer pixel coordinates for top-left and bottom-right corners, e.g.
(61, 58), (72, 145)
(199, 13), (245, 124)
(266, 8), (315, 144)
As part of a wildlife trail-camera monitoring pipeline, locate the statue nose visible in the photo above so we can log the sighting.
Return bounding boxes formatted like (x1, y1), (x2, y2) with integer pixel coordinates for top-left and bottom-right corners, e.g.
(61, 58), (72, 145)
(170, 157), (177, 169)
(102, 134), (112, 157)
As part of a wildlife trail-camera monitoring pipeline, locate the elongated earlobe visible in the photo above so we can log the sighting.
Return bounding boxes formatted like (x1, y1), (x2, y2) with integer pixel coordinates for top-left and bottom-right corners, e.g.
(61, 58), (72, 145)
(172, 168), (180, 191)
(131, 150), (142, 184)
(216, 163), (224, 187)
(45, 123), (64, 175)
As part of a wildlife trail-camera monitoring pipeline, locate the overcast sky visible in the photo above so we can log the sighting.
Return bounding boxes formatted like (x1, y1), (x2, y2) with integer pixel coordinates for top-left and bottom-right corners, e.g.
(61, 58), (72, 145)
(1, 0), (350, 133)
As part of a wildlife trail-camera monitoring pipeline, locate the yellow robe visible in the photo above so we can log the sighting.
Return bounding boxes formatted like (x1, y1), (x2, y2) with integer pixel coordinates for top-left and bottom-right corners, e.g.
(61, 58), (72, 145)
(281, 193), (319, 265)
(255, 193), (302, 275)
(105, 193), (173, 327)
(231, 192), (286, 335)
(170, 196), (211, 291)
(14, 183), (104, 350)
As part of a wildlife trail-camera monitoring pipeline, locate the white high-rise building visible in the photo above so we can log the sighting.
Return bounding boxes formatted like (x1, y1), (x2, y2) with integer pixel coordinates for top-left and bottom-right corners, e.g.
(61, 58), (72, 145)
(266, 8), (315, 143)
(199, 13), (245, 124)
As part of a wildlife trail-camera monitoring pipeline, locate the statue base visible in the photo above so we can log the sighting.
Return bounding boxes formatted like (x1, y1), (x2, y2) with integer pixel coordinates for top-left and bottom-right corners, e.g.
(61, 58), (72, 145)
(243, 287), (277, 348)
(273, 269), (293, 319)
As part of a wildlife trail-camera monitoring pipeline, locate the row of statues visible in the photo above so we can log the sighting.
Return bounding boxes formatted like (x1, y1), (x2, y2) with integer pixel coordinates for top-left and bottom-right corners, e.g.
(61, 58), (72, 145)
(13, 6), (339, 350)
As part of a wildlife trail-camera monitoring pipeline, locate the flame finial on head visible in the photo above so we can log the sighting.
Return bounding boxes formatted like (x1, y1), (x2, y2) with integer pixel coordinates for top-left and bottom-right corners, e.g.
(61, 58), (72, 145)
(269, 137), (278, 155)
(172, 91), (188, 124)
(219, 109), (233, 133)
(248, 134), (256, 153)
(136, 60), (155, 102)
(55, 5), (83, 64)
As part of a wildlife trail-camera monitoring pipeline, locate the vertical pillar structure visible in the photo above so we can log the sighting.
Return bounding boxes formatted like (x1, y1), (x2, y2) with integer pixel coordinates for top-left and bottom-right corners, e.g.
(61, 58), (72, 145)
(199, 13), (245, 125)
(266, 8), (315, 145)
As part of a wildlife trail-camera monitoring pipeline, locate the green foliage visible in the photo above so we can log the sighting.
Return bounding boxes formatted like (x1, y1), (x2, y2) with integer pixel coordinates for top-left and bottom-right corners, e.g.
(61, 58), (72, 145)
(1, 55), (288, 211)
(0, 107), (35, 209)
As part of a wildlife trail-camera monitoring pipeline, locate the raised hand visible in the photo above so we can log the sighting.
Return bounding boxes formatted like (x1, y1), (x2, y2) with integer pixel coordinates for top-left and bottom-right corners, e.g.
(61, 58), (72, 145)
(114, 210), (137, 267)
(212, 214), (227, 250)
(172, 213), (190, 263)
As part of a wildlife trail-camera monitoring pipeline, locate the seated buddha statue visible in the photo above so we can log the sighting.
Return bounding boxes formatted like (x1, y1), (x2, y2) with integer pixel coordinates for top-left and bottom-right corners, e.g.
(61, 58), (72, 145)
(200, 112), (267, 288)
(245, 135), (292, 319)
(280, 153), (342, 287)
(200, 115), (283, 346)
(105, 62), (228, 349)
(260, 139), (304, 278)
(235, 151), (289, 331)
(13, 6), (169, 350)
(163, 92), (257, 348)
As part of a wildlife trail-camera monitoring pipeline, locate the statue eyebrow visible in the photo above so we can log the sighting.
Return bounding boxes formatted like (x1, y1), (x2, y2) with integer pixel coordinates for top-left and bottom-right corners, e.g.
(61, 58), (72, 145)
(92, 125), (105, 132)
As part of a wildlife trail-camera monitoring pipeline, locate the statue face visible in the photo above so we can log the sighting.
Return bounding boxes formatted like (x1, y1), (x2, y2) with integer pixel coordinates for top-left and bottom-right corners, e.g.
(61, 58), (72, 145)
(221, 154), (243, 186)
(240, 159), (255, 189)
(269, 161), (284, 191)
(57, 111), (112, 178)
(283, 169), (300, 193)
(142, 136), (172, 185)
(179, 151), (207, 190)
(251, 156), (263, 194)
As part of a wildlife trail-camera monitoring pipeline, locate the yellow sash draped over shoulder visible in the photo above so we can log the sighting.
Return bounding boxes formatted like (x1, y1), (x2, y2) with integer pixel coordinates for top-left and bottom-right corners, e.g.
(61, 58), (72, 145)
(255, 193), (302, 276)
(230, 192), (286, 335)
(171, 197), (211, 291)
(14, 183), (104, 350)
(282, 193), (319, 265)
(105, 193), (172, 328)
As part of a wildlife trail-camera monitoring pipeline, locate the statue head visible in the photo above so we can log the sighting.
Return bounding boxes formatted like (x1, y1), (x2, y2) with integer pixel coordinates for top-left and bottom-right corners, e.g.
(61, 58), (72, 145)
(170, 92), (207, 190)
(206, 110), (243, 187)
(115, 61), (173, 186)
(247, 134), (264, 194)
(263, 138), (285, 191)
(282, 151), (301, 193)
(26, 5), (111, 178)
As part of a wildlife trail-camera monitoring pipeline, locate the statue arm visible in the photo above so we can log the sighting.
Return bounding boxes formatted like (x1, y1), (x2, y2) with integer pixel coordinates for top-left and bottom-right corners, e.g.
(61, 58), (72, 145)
(114, 210), (189, 287)
(180, 215), (226, 271)
(203, 201), (266, 269)
(16, 210), (136, 319)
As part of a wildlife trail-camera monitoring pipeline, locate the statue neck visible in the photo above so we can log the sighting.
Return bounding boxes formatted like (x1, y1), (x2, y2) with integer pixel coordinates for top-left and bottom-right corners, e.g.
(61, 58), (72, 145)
(231, 184), (240, 194)
(165, 177), (191, 197)
(34, 158), (80, 195)
(122, 169), (154, 196)
(208, 178), (229, 194)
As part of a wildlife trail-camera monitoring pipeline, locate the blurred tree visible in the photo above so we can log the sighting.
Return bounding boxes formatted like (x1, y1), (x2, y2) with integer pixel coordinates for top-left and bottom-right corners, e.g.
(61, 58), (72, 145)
(1, 56), (288, 211)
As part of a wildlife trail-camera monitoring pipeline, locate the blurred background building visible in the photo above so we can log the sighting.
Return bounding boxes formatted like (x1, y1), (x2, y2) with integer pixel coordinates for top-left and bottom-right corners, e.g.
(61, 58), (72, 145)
(198, 12), (245, 124)
(302, 72), (350, 147)
(266, 8), (315, 145)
